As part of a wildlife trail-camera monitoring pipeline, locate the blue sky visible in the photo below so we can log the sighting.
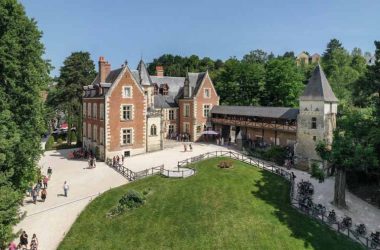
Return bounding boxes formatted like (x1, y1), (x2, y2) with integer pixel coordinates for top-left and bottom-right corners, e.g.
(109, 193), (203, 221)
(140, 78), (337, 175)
(21, 0), (380, 76)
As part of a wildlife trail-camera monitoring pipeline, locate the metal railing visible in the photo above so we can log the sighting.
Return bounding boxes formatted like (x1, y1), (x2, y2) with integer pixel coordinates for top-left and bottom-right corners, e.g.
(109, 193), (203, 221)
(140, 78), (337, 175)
(177, 150), (379, 250)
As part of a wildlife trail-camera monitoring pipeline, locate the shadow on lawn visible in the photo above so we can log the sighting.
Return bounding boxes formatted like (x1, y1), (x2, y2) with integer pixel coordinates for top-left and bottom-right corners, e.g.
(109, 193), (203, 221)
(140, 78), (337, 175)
(251, 170), (361, 250)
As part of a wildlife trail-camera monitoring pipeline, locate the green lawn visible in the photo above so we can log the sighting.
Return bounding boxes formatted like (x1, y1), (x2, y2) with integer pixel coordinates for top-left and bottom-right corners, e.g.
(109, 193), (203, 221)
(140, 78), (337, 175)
(59, 158), (362, 250)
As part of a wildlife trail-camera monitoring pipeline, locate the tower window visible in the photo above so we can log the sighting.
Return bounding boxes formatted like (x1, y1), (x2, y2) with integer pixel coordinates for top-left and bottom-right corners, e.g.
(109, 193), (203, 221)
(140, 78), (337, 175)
(150, 124), (157, 136)
(311, 117), (317, 129)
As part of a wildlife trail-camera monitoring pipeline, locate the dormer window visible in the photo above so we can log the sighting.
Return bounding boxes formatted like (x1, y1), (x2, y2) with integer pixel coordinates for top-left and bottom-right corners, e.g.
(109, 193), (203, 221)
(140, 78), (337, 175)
(160, 84), (169, 95)
(153, 84), (159, 95)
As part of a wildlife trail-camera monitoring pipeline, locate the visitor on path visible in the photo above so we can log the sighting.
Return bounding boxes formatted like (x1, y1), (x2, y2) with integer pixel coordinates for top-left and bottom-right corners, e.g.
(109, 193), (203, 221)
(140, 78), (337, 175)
(112, 156), (116, 167)
(30, 234), (38, 250)
(41, 188), (47, 202)
(43, 176), (49, 188)
(189, 144), (192, 151)
(47, 166), (52, 179)
(184, 144), (187, 152)
(19, 231), (28, 250)
(116, 155), (120, 164)
(8, 241), (17, 250)
(121, 155), (124, 164)
(93, 157), (96, 168)
(31, 189), (37, 204)
(63, 181), (69, 197)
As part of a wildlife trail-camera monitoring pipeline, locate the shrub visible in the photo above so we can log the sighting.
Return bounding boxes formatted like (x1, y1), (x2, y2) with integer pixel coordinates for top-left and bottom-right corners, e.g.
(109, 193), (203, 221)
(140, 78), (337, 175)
(218, 160), (233, 169)
(263, 146), (287, 166)
(107, 189), (146, 218)
(69, 132), (77, 143)
(57, 138), (63, 144)
(45, 136), (54, 150)
(311, 163), (325, 182)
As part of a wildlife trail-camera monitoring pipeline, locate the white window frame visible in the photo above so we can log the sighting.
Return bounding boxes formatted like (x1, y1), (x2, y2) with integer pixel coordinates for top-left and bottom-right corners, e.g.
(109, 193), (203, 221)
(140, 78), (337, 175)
(93, 103), (97, 119)
(169, 109), (175, 120)
(204, 88), (211, 98)
(87, 123), (91, 139)
(93, 125), (97, 142)
(184, 104), (190, 117)
(121, 104), (133, 121)
(99, 104), (104, 120)
(88, 103), (92, 118)
(83, 103), (87, 117)
(83, 122), (87, 137)
(99, 127), (104, 145)
(203, 104), (211, 118)
(183, 122), (190, 133)
(121, 128), (133, 145)
(150, 124), (157, 136)
(122, 86), (132, 98)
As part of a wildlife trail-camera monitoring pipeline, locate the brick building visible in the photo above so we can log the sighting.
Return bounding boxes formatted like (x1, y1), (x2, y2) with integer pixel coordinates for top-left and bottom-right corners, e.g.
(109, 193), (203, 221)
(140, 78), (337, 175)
(82, 57), (219, 160)
(83, 57), (336, 169)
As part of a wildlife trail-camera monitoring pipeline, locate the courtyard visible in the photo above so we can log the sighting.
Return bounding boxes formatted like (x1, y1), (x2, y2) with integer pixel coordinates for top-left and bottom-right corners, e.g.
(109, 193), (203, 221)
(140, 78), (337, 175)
(14, 142), (380, 249)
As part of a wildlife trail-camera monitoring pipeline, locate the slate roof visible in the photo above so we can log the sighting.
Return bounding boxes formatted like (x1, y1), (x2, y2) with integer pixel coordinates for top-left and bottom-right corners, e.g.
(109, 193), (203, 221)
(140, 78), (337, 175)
(153, 95), (178, 108)
(211, 106), (299, 120)
(136, 60), (152, 86)
(150, 76), (185, 97)
(300, 64), (338, 102)
(188, 72), (206, 96)
(90, 67), (123, 86)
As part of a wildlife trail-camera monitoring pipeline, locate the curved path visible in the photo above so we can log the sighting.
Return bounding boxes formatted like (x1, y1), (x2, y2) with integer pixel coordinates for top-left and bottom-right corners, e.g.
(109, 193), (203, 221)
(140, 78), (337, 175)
(14, 143), (380, 249)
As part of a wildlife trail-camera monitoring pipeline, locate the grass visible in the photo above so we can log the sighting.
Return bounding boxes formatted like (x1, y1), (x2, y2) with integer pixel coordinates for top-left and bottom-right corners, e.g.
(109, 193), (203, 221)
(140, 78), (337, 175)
(58, 158), (363, 250)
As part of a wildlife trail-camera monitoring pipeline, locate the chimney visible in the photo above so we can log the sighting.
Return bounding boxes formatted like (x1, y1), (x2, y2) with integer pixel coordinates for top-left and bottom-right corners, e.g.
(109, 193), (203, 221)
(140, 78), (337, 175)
(156, 66), (164, 77)
(99, 56), (111, 83)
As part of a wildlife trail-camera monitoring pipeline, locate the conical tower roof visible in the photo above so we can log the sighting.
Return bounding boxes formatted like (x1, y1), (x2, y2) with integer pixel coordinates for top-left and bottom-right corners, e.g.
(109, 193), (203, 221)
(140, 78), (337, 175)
(300, 64), (338, 102)
(137, 60), (152, 86)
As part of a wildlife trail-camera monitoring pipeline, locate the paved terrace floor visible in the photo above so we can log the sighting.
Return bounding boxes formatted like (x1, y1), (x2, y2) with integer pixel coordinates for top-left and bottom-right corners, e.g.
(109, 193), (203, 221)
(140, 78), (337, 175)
(14, 143), (380, 249)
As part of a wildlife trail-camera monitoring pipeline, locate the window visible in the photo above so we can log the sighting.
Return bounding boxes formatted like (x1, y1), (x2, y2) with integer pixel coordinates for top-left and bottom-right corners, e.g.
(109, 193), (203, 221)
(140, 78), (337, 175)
(313, 136), (317, 141)
(183, 122), (190, 133)
(168, 124), (175, 135)
(122, 86), (132, 98)
(203, 104), (211, 118)
(121, 105), (133, 120)
(99, 104), (104, 120)
(169, 110), (175, 120)
(99, 127), (104, 145)
(150, 124), (157, 136)
(184, 104), (190, 117)
(83, 122), (86, 137)
(88, 103), (92, 117)
(93, 125), (97, 142)
(196, 125), (201, 133)
(83, 103), (87, 117)
(93, 103), (97, 119)
(121, 128), (132, 145)
(311, 117), (317, 129)
(204, 88), (211, 98)
(88, 124), (91, 139)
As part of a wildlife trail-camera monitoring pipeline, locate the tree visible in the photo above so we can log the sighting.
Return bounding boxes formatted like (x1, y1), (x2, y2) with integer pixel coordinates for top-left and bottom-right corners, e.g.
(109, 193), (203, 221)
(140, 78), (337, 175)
(56, 52), (96, 145)
(0, 0), (50, 246)
(242, 49), (269, 64)
(263, 58), (304, 107)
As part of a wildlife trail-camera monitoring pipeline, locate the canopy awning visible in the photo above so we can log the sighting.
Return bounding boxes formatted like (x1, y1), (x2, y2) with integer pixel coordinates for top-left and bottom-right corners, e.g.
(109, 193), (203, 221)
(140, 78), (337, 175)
(201, 130), (219, 135)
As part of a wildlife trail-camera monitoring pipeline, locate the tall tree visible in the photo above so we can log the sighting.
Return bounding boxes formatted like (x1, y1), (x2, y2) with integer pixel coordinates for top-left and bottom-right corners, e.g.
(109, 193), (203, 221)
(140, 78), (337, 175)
(242, 49), (269, 64)
(263, 58), (304, 107)
(0, 0), (50, 246)
(56, 52), (96, 145)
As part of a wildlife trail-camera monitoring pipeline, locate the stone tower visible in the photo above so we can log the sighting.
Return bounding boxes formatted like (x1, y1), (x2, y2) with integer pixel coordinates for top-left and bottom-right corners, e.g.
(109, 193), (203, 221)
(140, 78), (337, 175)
(294, 64), (338, 169)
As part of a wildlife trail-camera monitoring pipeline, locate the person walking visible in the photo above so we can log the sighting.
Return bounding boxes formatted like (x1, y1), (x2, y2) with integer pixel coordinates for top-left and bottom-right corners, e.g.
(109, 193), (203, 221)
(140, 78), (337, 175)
(19, 231), (28, 250)
(63, 181), (69, 197)
(189, 144), (193, 151)
(41, 188), (47, 202)
(30, 234), (38, 250)
(47, 166), (52, 179)
(43, 176), (49, 188)
(31, 188), (37, 204)
(93, 156), (96, 168)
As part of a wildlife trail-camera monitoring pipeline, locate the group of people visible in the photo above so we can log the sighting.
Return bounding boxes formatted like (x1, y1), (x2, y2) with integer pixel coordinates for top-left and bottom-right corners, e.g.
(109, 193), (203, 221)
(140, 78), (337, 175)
(216, 137), (231, 146)
(28, 167), (52, 204)
(112, 155), (125, 168)
(8, 231), (38, 250)
(88, 155), (97, 168)
(176, 133), (191, 142)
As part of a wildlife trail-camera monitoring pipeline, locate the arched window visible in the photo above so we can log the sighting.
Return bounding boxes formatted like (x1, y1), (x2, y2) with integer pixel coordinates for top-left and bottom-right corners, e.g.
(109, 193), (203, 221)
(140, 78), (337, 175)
(151, 124), (157, 136)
